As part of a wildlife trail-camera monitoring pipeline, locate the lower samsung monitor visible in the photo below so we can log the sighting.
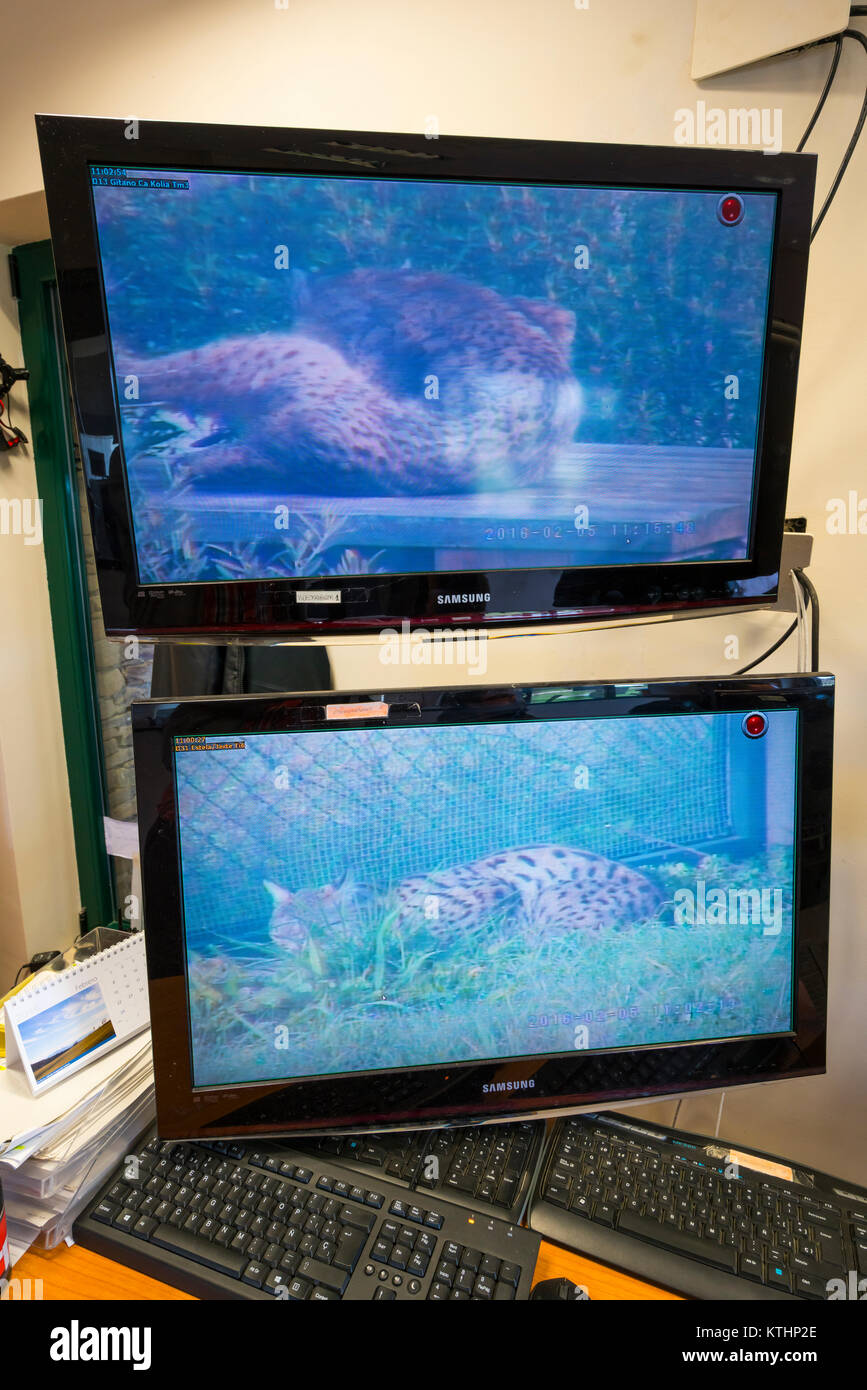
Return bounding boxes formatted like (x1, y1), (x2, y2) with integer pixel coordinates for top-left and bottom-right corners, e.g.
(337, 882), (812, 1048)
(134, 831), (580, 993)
(132, 673), (833, 1140)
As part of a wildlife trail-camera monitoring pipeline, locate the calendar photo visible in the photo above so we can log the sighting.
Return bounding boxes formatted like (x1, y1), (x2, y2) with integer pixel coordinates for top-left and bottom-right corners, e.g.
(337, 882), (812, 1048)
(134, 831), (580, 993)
(2, 931), (149, 1095)
(16, 981), (117, 1085)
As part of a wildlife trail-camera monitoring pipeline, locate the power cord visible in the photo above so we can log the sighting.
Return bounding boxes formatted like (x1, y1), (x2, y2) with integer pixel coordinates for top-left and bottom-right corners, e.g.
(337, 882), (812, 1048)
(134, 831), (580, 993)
(797, 37), (843, 151)
(734, 617), (797, 675)
(793, 567), (820, 670)
(734, 570), (820, 675)
(789, 27), (867, 241)
(792, 567), (808, 671)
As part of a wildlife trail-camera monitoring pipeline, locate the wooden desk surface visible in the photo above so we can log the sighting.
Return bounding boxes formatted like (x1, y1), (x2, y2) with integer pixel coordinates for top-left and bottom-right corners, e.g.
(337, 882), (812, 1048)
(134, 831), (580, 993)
(12, 1236), (681, 1301)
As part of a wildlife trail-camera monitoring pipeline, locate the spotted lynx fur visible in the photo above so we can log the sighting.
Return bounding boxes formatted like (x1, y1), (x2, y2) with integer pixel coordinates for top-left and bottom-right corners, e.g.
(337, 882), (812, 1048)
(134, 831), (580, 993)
(127, 270), (582, 497)
(265, 846), (660, 954)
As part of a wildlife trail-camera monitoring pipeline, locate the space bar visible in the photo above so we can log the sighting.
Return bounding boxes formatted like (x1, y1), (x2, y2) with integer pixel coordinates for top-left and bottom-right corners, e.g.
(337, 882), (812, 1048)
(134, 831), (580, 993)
(150, 1225), (246, 1278)
(616, 1212), (738, 1272)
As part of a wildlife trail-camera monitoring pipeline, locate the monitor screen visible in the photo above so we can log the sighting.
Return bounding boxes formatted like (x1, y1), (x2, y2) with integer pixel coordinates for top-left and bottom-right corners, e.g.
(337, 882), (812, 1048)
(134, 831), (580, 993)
(131, 674), (832, 1138)
(90, 168), (776, 585)
(173, 707), (797, 1092)
(37, 118), (815, 635)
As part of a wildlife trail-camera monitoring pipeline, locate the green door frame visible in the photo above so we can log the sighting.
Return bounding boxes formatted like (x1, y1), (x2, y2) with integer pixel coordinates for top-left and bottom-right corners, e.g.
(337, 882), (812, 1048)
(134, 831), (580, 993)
(13, 239), (115, 928)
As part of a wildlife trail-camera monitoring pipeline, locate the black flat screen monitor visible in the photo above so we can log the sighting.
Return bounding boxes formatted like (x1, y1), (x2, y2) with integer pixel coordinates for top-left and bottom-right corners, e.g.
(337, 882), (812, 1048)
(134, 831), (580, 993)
(132, 673), (833, 1140)
(36, 116), (815, 636)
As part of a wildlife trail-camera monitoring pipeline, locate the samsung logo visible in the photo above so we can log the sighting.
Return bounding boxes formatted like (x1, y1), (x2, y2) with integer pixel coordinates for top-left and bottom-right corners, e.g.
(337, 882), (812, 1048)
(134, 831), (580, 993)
(436, 593), (491, 606)
(482, 1080), (536, 1094)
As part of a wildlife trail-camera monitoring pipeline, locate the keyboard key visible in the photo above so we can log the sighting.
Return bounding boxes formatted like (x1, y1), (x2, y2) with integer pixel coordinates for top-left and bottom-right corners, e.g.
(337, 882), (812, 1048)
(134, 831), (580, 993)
(767, 1264), (791, 1294)
(151, 1224), (246, 1277)
(263, 1269), (291, 1296)
(297, 1257), (349, 1294)
(339, 1206), (374, 1233)
(242, 1261), (268, 1288)
(359, 1145), (387, 1166)
(738, 1254), (763, 1282)
(618, 1211), (737, 1273)
(455, 1267), (475, 1294)
(334, 1229), (367, 1272)
(498, 1175), (519, 1205)
(796, 1272), (830, 1300)
(92, 1200), (119, 1225)
(815, 1230), (843, 1266)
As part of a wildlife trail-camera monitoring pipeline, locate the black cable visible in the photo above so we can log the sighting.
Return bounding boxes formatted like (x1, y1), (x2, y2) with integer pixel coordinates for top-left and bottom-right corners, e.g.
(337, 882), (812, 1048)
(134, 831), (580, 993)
(13, 962), (30, 986)
(788, 28), (867, 240)
(734, 618), (798, 676)
(812, 32), (867, 238)
(794, 568), (820, 670)
(798, 37), (843, 150)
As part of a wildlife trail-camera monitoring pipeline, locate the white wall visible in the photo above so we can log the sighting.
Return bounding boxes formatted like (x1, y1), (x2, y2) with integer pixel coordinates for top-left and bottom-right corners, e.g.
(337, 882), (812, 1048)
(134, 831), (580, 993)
(1, 0), (865, 1179)
(0, 249), (81, 982)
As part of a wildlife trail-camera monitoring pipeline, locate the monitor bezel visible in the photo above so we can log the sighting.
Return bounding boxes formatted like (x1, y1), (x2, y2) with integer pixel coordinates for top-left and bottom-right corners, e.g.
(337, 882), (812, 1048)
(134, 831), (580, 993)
(36, 114), (816, 637)
(131, 673), (833, 1141)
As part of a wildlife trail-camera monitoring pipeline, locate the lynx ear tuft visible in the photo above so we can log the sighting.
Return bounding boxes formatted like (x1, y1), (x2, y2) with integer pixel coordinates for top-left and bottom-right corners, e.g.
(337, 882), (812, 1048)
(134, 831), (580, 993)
(264, 880), (292, 905)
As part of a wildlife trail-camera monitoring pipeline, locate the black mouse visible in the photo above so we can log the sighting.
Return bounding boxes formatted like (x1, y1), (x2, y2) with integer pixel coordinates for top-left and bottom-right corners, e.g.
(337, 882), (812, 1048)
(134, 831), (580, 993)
(530, 1277), (591, 1301)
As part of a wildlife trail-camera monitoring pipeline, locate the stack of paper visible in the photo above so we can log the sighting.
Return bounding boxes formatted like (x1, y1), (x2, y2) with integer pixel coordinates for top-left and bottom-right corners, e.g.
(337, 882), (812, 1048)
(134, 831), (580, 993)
(0, 1032), (154, 1262)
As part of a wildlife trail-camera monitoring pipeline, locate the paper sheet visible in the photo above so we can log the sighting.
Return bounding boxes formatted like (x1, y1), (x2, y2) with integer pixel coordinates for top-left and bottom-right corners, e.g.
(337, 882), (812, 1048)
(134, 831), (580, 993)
(0, 1032), (152, 1154)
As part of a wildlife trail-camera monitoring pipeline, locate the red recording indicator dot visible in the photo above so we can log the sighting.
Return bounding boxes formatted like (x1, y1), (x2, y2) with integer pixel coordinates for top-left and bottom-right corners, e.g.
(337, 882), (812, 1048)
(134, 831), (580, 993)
(743, 712), (768, 739)
(717, 194), (745, 226)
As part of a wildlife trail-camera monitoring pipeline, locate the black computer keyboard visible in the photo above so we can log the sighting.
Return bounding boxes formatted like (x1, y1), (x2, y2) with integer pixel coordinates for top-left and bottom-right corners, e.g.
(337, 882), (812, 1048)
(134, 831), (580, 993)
(75, 1129), (541, 1300)
(290, 1119), (544, 1223)
(529, 1111), (867, 1301)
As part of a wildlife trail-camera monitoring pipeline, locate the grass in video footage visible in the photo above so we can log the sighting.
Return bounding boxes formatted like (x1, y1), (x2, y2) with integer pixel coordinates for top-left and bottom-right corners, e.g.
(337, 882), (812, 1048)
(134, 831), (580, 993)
(186, 848), (793, 1087)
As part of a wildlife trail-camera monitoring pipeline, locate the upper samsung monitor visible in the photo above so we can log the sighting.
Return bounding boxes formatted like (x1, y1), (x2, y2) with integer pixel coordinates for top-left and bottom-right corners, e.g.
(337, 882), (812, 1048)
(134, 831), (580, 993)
(36, 116), (815, 636)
